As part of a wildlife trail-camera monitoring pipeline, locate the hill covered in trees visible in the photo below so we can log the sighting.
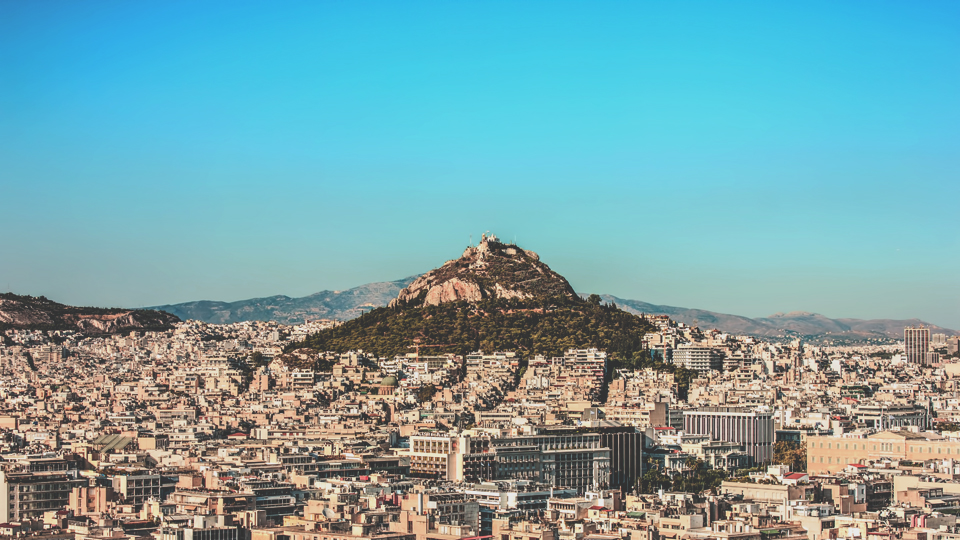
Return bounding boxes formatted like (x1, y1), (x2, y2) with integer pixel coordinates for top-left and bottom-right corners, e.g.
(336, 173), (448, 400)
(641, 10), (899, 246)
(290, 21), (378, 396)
(295, 295), (652, 362)
(289, 234), (703, 397)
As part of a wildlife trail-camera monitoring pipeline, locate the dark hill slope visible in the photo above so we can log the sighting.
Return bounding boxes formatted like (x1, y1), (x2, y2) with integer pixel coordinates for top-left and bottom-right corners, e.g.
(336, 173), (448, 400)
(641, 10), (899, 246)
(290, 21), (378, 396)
(0, 293), (179, 334)
(296, 296), (656, 360)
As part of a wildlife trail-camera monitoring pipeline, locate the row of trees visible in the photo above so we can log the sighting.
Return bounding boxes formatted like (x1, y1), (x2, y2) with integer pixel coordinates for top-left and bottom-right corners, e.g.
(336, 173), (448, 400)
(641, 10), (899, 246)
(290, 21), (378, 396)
(638, 442), (807, 495)
(638, 457), (729, 494)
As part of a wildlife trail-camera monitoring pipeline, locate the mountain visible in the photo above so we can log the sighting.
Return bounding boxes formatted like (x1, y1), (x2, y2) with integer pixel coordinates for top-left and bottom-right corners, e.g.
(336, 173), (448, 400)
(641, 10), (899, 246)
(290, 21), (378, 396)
(391, 235), (576, 307)
(296, 238), (657, 362)
(603, 296), (957, 342)
(146, 235), (957, 343)
(150, 277), (418, 325)
(0, 293), (179, 334)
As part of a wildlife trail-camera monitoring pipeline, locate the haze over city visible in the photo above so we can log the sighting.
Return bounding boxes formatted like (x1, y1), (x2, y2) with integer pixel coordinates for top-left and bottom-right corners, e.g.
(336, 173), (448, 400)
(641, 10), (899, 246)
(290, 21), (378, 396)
(2, 1), (958, 328)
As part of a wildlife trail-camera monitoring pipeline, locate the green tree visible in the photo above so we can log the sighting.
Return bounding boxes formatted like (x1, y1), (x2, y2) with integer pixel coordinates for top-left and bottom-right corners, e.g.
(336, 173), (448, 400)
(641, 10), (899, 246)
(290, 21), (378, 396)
(416, 384), (438, 403)
(24, 352), (37, 371)
(773, 441), (807, 472)
(639, 459), (672, 494)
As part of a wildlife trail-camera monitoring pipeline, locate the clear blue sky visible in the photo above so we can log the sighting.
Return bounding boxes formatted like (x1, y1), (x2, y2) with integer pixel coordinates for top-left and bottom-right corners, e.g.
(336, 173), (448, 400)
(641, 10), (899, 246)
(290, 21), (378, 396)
(2, 1), (959, 328)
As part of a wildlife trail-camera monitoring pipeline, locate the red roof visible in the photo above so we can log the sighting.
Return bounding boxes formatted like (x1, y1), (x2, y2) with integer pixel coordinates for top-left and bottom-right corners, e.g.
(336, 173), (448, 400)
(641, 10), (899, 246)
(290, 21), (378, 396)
(848, 463), (866, 468)
(589, 505), (606, 510)
(784, 473), (807, 480)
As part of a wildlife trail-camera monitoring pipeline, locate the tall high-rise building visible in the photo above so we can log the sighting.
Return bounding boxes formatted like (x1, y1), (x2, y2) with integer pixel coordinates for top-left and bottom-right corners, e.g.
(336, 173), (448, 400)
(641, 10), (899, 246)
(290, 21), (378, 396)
(904, 326), (930, 364)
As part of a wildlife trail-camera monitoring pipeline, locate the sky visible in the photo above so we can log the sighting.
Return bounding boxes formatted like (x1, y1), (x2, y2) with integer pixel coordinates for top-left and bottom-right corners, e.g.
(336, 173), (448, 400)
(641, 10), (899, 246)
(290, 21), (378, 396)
(1, 1), (959, 328)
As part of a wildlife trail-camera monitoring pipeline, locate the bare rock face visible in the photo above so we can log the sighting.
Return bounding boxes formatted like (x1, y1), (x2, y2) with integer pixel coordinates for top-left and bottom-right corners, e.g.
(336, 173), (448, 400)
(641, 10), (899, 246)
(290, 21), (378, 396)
(422, 278), (483, 305)
(390, 234), (576, 308)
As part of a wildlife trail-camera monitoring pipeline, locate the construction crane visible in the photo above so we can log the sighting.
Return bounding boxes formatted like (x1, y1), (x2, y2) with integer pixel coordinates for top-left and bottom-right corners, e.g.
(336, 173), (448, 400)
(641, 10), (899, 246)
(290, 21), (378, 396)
(407, 337), (451, 360)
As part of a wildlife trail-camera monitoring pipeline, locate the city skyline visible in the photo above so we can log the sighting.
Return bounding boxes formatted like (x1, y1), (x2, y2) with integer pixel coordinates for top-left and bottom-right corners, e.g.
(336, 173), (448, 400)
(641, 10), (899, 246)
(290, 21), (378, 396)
(1, 1), (958, 328)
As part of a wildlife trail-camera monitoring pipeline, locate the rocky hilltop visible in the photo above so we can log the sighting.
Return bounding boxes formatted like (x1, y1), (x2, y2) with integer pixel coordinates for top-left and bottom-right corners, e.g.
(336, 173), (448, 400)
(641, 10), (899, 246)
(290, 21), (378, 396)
(391, 234), (577, 307)
(297, 236), (656, 361)
(0, 293), (180, 334)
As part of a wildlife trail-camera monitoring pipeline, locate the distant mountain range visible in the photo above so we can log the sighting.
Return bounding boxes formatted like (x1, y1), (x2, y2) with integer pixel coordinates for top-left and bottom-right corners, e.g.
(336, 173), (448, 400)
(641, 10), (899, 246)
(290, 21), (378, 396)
(151, 280), (956, 342)
(602, 296), (957, 342)
(149, 277), (418, 325)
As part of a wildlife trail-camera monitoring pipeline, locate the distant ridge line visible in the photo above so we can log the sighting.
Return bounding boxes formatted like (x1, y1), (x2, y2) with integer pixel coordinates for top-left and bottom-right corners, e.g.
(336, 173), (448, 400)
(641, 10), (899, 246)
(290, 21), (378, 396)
(149, 278), (956, 341)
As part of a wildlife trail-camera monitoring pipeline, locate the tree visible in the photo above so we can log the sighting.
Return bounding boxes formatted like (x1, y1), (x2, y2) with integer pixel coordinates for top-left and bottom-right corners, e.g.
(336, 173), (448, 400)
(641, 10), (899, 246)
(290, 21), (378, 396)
(416, 384), (438, 403)
(685, 456), (705, 475)
(249, 351), (267, 368)
(24, 352), (37, 371)
(773, 441), (807, 472)
(937, 421), (960, 432)
(639, 459), (672, 494)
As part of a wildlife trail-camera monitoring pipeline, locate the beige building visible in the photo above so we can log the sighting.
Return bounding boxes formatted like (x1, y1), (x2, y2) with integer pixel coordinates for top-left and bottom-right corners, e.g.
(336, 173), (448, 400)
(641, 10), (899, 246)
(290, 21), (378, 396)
(807, 431), (960, 474)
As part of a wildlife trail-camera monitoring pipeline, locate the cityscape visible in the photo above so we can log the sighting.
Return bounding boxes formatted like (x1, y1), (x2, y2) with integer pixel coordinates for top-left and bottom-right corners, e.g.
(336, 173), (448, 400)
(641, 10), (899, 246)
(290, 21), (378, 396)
(2, 234), (960, 540)
(2, 3), (959, 540)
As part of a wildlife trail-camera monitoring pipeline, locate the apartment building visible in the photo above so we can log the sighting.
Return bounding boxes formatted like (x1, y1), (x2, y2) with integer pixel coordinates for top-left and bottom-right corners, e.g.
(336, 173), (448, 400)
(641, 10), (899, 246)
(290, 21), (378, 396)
(672, 344), (724, 374)
(112, 473), (166, 506)
(0, 470), (87, 522)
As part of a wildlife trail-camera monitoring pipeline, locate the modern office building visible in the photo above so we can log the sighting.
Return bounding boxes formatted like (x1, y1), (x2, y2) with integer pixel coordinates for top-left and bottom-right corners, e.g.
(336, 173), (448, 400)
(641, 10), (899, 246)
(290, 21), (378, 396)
(683, 407), (774, 464)
(492, 432), (611, 492)
(408, 429), (612, 492)
(533, 424), (644, 492)
(905, 326), (930, 365)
